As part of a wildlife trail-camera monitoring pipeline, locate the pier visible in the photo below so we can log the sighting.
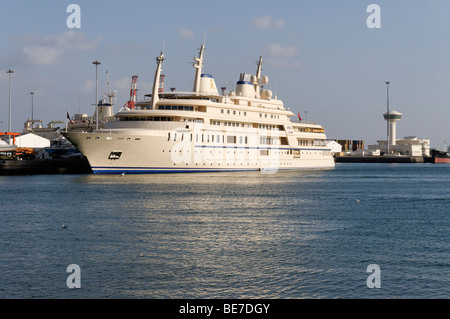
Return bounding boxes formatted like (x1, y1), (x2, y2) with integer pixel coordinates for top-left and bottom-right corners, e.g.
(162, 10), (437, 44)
(0, 157), (92, 175)
(335, 155), (432, 163)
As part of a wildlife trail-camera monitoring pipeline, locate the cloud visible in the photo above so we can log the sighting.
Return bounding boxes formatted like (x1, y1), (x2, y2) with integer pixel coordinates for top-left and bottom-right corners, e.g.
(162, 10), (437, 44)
(16, 31), (101, 66)
(80, 78), (95, 95)
(251, 16), (284, 30)
(179, 27), (195, 39)
(265, 44), (298, 59)
(23, 45), (63, 66)
(264, 58), (300, 69)
(113, 76), (133, 92)
(264, 44), (300, 69)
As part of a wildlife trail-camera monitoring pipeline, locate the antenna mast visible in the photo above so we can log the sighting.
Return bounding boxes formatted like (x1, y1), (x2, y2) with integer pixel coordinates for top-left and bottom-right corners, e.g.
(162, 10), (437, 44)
(151, 51), (165, 109)
(193, 45), (205, 93)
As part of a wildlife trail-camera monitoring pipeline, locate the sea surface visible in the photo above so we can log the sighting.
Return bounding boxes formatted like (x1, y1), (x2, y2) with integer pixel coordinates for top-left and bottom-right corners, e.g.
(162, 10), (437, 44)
(1, 163), (449, 299)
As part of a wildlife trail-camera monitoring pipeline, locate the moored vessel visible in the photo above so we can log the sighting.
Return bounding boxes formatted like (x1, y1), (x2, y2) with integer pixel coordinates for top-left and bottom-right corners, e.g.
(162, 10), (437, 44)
(64, 45), (335, 174)
(431, 149), (450, 163)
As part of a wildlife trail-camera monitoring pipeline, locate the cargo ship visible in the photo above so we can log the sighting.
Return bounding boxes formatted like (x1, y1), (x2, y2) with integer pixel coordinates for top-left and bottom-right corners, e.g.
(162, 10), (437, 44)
(431, 149), (450, 164)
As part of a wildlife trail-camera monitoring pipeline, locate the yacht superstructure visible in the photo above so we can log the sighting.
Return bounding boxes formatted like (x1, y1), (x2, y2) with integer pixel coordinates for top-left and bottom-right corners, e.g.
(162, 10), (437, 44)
(64, 46), (335, 174)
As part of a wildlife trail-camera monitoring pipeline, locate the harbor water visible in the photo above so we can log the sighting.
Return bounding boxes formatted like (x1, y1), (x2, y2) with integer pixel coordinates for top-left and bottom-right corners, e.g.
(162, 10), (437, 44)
(1, 163), (450, 299)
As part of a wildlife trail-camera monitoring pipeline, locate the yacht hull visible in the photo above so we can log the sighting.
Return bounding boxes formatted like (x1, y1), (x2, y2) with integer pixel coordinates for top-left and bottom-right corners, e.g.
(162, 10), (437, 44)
(65, 131), (335, 174)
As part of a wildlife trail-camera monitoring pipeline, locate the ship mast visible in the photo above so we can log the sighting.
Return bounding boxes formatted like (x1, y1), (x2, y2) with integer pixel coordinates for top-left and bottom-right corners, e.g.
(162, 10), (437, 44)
(193, 44), (205, 93)
(255, 56), (263, 98)
(151, 51), (165, 109)
(256, 56), (262, 79)
(105, 71), (117, 106)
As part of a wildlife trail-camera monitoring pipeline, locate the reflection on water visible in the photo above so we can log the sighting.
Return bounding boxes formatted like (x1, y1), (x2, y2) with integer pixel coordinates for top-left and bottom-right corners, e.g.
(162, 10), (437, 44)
(1, 164), (450, 298)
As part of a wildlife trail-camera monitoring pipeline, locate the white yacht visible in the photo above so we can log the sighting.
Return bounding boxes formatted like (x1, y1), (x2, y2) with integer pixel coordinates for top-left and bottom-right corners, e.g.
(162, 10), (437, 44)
(64, 46), (335, 174)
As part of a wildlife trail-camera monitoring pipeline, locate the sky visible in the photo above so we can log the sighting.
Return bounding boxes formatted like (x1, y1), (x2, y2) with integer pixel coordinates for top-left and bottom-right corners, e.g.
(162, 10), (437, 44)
(1, 0), (449, 148)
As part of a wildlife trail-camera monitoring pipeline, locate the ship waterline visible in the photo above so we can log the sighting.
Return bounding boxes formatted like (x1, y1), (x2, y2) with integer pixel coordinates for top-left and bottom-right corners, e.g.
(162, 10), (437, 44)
(65, 46), (335, 174)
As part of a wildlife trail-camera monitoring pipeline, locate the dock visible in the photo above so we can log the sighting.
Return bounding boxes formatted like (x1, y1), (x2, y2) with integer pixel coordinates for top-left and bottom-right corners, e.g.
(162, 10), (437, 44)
(0, 158), (92, 175)
(335, 155), (432, 163)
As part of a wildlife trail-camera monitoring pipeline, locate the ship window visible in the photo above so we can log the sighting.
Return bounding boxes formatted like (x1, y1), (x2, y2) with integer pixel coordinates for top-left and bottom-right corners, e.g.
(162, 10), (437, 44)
(227, 136), (236, 144)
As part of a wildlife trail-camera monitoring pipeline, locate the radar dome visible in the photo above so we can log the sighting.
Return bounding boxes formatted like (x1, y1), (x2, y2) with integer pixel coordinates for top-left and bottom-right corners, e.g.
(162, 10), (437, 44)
(261, 76), (269, 85)
(260, 89), (273, 99)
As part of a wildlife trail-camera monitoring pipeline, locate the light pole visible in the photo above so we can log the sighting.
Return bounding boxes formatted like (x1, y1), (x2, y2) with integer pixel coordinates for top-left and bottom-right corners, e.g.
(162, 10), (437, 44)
(7, 69), (14, 143)
(385, 81), (390, 154)
(30, 91), (35, 123)
(92, 60), (101, 130)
